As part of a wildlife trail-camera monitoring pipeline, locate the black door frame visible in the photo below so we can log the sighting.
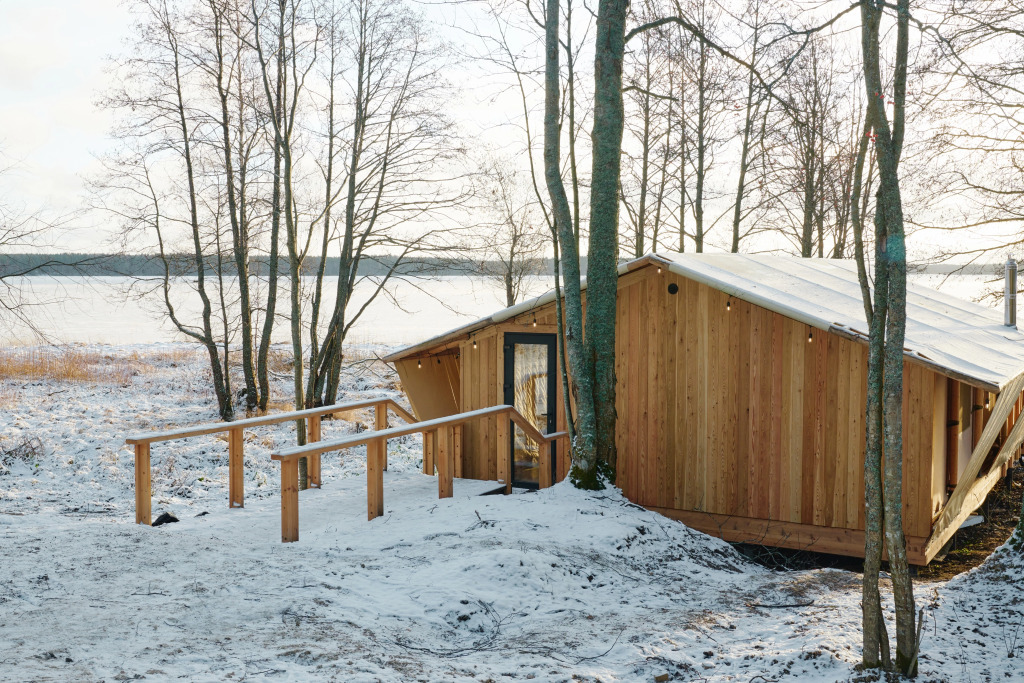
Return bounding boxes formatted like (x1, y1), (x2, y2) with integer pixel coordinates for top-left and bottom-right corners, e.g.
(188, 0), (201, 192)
(502, 332), (558, 489)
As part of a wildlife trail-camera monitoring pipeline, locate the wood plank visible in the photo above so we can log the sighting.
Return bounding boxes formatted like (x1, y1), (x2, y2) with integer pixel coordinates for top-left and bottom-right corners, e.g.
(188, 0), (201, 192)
(280, 458), (299, 542)
(924, 401), (1024, 559)
(496, 415), (510, 493)
(779, 319), (797, 523)
(639, 281), (651, 505)
(438, 425), (454, 499)
(375, 404), (387, 471)
(653, 272), (670, 508)
(707, 287), (723, 514)
(626, 283), (640, 500)
(134, 443), (151, 525)
(648, 506), (931, 565)
(228, 427), (244, 508)
(929, 375), (1024, 544)
(699, 282), (711, 511)
(748, 304), (765, 518)
(673, 277), (688, 509)
(422, 430), (435, 475)
(770, 313), (784, 521)
(367, 439), (384, 520)
(126, 400), (375, 445)
(647, 273), (660, 506)
(930, 373), (947, 521)
(823, 334), (840, 527)
(733, 298), (750, 518)
(788, 319), (805, 524)
(848, 343), (865, 528)
(684, 278), (701, 510)
(307, 415), (321, 489)
(814, 328), (829, 527)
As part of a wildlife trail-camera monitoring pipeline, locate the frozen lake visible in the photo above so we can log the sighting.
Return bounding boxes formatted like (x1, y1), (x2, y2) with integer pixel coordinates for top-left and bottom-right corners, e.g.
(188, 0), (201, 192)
(0, 275), (553, 346)
(0, 270), (998, 346)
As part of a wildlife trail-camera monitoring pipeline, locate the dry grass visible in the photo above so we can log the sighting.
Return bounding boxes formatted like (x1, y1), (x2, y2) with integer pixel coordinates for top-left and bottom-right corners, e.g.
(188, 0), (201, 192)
(130, 347), (197, 366)
(0, 435), (45, 474)
(266, 348), (293, 374)
(0, 348), (141, 386)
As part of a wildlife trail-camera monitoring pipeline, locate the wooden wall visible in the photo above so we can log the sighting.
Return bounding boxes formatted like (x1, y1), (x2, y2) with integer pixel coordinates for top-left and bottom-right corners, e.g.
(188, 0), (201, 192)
(612, 266), (947, 544)
(394, 262), (1024, 563)
(394, 351), (460, 420)
(398, 309), (571, 485)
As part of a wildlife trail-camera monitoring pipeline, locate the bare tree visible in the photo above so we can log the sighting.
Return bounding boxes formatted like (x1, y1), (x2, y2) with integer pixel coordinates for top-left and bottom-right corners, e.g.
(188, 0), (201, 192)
(474, 157), (547, 306)
(100, 0), (237, 420)
(858, 0), (916, 674)
(0, 156), (89, 334)
(304, 0), (465, 408)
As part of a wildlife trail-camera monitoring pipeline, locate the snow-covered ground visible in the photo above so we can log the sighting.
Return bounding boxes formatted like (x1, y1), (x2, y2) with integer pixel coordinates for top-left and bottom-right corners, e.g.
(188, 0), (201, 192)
(1, 346), (1022, 682)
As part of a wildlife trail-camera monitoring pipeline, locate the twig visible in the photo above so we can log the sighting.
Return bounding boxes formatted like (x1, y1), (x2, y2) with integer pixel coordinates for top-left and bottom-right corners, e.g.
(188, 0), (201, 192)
(574, 627), (626, 664)
(747, 600), (815, 609)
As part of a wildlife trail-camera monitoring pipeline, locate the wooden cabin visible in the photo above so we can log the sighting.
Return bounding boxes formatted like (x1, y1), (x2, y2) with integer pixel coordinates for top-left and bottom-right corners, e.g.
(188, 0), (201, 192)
(383, 254), (1024, 565)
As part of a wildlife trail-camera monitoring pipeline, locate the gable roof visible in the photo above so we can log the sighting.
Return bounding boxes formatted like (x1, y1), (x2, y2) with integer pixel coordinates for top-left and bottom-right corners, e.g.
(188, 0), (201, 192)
(384, 253), (1024, 393)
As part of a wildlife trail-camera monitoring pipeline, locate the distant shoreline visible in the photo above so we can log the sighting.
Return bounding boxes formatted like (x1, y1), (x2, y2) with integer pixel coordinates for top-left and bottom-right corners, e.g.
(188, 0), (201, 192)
(0, 253), (1009, 278)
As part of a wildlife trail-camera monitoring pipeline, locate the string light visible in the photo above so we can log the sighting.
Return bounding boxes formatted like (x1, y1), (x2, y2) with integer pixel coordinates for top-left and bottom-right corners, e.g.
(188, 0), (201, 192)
(807, 328), (814, 343)
(726, 299), (731, 311)
(532, 316), (537, 327)
(472, 336), (478, 350)
(417, 359), (422, 369)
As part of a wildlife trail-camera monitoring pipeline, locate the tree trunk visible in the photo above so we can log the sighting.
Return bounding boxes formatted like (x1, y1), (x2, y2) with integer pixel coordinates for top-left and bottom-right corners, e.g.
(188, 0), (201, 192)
(860, 0), (916, 674)
(586, 0), (627, 479)
(544, 0), (598, 484)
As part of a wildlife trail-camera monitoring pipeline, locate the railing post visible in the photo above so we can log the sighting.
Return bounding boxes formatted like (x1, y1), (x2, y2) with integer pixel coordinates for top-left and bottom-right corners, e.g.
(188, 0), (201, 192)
(228, 428), (244, 508)
(453, 424), (463, 478)
(280, 458), (299, 542)
(367, 438), (384, 519)
(496, 411), (510, 494)
(134, 443), (151, 525)
(422, 430), (435, 475)
(438, 425), (454, 499)
(539, 437), (553, 489)
(307, 414), (322, 489)
(375, 402), (388, 471)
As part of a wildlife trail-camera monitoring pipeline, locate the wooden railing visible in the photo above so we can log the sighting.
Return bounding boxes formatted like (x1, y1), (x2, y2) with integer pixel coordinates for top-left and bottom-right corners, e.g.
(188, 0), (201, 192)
(270, 404), (568, 542)
(125, 398), (416, 526)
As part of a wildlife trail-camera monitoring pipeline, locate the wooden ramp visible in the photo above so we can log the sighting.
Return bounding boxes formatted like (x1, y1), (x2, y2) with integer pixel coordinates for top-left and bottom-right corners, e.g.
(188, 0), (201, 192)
(128, 400), (565, 544)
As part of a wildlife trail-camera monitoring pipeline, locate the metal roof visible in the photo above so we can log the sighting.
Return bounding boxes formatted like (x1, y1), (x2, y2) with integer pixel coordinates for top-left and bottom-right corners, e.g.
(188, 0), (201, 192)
(384, 253), (1024, 393)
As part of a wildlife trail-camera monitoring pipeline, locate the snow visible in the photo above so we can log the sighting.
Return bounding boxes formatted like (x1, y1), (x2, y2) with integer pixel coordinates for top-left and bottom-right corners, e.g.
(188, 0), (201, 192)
(1, 345), (1023, 681)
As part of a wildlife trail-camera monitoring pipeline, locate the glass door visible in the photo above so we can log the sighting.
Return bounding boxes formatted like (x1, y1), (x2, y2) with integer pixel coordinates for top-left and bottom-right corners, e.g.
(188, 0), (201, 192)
(503, 333), (557, 488)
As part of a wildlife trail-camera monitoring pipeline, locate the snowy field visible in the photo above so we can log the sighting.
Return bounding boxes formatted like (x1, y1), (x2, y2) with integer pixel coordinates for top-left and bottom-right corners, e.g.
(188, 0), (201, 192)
(0, 345), (1022, 682)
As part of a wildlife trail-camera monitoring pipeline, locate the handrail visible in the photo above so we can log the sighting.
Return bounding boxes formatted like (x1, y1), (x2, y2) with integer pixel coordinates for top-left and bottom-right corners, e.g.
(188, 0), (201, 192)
(127, 397), (415, 526)
(268, 404), (569, 542)
(273, 405), (562, 460)
(126, 398), (411, 445)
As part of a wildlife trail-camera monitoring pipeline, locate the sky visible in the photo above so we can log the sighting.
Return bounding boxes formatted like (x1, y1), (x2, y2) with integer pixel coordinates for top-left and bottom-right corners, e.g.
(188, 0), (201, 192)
(0, 0), (132, 221)
(0, 1), (1007, 261)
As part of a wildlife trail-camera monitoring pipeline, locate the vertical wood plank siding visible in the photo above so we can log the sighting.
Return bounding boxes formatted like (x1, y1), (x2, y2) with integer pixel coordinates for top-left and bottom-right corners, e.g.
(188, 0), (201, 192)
(614, 269), (944, 542)
(397, 265), (970, 560)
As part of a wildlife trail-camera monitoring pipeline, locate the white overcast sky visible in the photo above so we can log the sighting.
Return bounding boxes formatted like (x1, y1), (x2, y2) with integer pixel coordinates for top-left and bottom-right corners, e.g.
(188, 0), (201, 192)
(0, 0), (132, 219)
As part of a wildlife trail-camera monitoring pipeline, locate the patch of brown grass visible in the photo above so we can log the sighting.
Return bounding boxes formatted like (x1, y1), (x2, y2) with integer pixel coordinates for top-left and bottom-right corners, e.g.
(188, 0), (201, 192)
(131, 347), (197, 366)
(0, 348), (141, 386)
(266, 348), (293, 374)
